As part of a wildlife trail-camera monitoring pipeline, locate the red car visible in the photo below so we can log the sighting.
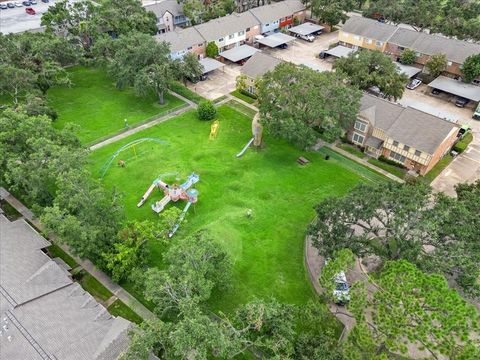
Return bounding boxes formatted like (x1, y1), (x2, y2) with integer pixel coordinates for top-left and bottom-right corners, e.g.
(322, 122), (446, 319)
(25, 7), (36, 15)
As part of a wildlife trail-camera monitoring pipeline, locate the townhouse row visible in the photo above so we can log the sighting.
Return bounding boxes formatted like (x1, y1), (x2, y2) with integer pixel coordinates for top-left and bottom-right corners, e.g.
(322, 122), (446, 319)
(339, 16), (480, 83)
(152, 0), (306, 59)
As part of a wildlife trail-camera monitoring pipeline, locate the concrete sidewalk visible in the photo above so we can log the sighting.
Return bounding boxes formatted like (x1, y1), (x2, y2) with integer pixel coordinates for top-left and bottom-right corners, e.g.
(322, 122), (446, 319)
(0, 187), (157, 322)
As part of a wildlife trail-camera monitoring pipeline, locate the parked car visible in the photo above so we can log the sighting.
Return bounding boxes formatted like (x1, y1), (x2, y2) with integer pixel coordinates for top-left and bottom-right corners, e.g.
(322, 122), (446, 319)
(277, 43), (288, 49)
(431, 88), (442, 95)
(7, 2), (15, 7)
(457, 124), (471, 139)
(41, 0), (49, 2)
(406, 78), (422, 90)
(298, 34), (315, 42)
(455, 97), (469, 108)
(14, 1), (23, 7)
(473, 103), (480, 120)
(0, 3), (8, 9)
(30, 0), (37, 3)
(333, 271), (350, 305)
(25, 6), (35, 14)
(22, 0), (31, 5)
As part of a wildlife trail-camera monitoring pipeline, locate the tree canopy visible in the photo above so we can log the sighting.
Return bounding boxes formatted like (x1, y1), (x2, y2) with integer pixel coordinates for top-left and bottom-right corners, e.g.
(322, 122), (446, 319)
(309, 182), (480, 297)
(461, 53), (480, 83)
(257, 62), (362, 148)
(334, 50), (408, 100)
(308, 0), (352, 27)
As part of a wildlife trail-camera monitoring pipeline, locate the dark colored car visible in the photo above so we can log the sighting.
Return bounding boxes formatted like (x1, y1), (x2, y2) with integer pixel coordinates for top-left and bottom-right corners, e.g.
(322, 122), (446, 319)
(41, 0), (49, 3)
(25, 6), (35, 14)
(431, 88), (442, 95)
(0, 3), (8, 9)
(22, 0), (31, 5)
(7, 2), (15, 8)
(277, 43), (288, 49)
(455, 97), (469, 108)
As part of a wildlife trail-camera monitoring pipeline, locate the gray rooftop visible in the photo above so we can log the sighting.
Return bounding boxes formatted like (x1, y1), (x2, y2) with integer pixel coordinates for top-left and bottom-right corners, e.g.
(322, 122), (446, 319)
(389, 28), (480, 64)
(325, 45), (357, 58)
(288, 22), (324, 36)
(240, 52), (282, 78)
(428, 76), (480, 102)
(0, 215), (131, 360)
(360, 94), (459, 154)
(200, 57), (224, 74)
(256, 32), (296, 47)
(395, 62), (421, 78)
(195, 11), (259, 42)
(220, 44), (261, 62)
(154, 27), (205, 53)
(249, 0), (305, 24)
(145, 0), (184, 18)
(342, 16), (397, 42)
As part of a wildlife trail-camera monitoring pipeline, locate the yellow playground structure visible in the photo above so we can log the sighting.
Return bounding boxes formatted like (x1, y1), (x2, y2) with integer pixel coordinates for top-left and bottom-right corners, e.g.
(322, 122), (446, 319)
(209, 120), (220, 140)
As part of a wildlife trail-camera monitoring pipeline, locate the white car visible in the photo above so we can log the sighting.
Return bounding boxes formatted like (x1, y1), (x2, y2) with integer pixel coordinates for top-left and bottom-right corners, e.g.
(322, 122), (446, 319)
(332, 271), (350, 305)
(14, 1), (23, 6)
(406, 78), (422, 90)
(298, 34), (314, 42)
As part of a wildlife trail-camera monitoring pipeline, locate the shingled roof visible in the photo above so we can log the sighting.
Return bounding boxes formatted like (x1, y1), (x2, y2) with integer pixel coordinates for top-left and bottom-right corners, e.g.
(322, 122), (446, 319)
(154, 26), (205, 53)
(241, 52), (283, 79)
(195, 11), (259, 42)
(145, 0), (184, 18)
(249, 0), (305, 24)
(342, 16), (397, 42)
(360, 94), (458, 155)
(0, 215), (131, 360)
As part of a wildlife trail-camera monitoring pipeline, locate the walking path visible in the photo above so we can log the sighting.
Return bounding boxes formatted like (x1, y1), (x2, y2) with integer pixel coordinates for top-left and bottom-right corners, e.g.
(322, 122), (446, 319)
(0, 187), (157, 322)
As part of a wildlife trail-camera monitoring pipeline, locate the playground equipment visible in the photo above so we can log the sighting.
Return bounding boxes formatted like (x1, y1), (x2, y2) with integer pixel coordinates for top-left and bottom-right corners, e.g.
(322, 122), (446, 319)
(209, 120), (220, 139)
(236, 113), (263, 157)
(137, 173), (200, 237)
(99, 138), (167, 178)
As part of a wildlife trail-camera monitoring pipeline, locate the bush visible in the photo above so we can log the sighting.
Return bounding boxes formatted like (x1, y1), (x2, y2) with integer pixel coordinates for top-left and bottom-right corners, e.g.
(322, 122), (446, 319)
(399, 49), (416, 65)
(197, 100), (216, 121)
(378, 155), (406, 169)
(206, 42), (219, 58)
(453, 133), (473, 153)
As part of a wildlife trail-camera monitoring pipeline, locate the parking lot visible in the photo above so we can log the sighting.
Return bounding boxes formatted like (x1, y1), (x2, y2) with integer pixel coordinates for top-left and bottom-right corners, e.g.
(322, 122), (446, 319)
(0, 0), (60, 34)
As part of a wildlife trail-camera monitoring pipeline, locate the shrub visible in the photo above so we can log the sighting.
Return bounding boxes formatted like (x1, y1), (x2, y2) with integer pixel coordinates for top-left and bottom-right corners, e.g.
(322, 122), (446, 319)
(399, 49), (416, 65)
(379, 155), (406, 169)
(197, 100), (216, 120)
(206, 42), (219, 58)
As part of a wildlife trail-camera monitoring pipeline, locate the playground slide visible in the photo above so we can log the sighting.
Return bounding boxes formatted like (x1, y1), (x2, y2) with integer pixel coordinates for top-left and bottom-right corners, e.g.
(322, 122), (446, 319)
(169, 201), (192, 237)
(236, 138), (254, 158)
(180, 173), (200, 190)
(151, 195), (171, 213)
(137, 183), (156, 207)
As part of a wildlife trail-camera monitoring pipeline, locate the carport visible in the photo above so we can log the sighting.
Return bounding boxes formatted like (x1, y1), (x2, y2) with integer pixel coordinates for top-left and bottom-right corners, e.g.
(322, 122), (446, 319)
(428, 76), (480, 102)
(256, 33), (296, 48)
(219, 45), (261, 63)
(396, 63), (421, 79)
(288, 22), (325, 37)
(200, 57), (224, 74)
(320, 45), (356, 59)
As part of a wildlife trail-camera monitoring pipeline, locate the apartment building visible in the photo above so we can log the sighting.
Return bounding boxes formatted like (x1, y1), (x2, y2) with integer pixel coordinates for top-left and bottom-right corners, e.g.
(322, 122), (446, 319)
(145, 0), (189, 33)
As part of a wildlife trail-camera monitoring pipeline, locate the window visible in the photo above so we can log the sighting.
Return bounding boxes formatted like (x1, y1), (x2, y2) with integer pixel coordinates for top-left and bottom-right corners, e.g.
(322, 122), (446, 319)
(352, 132), (365, 144)
(366, 38), (372, 44)
(228, 34), (234, 39)
(198, 43), (203, 47)
(389, 151), (406, 163)
(375, 40), (383, 47)
(447, 61), (452, 66)
(218, 38), (224, 42)
(403, 145), (410, 151)
(246, 27), (250, 31)
(353, 35), (361, 41)
(238, 30), (245, 36)
(393, 140), (399, 147)
(247, 85), (256, 94)
(415, 150), (421, 157)
(399, 46), (405, 51)
(354, 121), (367, 132)
(287, 15), (292, 19)
(187, 46), (192, 50)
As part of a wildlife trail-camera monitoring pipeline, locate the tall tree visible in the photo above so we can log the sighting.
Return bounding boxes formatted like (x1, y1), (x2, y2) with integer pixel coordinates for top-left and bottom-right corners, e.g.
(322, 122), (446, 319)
(174, 52), (204, 85)
(309, 0), (352, 27)
(461, 53), (480, 83)
(345, 260), (480, 359)
(257, 62), (362, 148)
(425, 53), (447, 78)
(334, 50), (408, 100)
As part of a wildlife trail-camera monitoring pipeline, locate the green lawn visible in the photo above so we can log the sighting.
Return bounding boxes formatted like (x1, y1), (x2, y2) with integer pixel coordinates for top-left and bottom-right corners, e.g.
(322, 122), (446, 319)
(88, 105), (386, 314)
(422, 155), (454, 183)
(48, 66), (186, 144)
(169, 81), (206, 104)
(368, 158), (406, 179)
(47, 244), (79, 268)
(75, 271), (113, 302)
(337, 143), (366, 159)
(230, 90), (257, 105)
(107, 299), (143, 325)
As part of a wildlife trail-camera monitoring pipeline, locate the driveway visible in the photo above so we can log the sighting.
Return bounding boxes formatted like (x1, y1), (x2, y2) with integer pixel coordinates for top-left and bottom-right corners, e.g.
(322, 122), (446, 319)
(187, 63), (240, 100)
(264, 30), (338, 72)
(398, 84), (480, 196)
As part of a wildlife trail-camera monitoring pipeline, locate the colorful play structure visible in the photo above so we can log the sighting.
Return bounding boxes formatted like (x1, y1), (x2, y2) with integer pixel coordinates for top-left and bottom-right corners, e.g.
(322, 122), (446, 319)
(209, 120), (220, 140)
(137, 173), (200, 237)
(236, 113), (263, 157)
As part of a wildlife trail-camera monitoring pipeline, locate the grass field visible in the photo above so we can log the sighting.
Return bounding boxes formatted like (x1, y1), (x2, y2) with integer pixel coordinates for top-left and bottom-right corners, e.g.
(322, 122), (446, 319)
(48, 66), (185, 144)
(88, 105), (386, 314)
(107, 300), (143, 325)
